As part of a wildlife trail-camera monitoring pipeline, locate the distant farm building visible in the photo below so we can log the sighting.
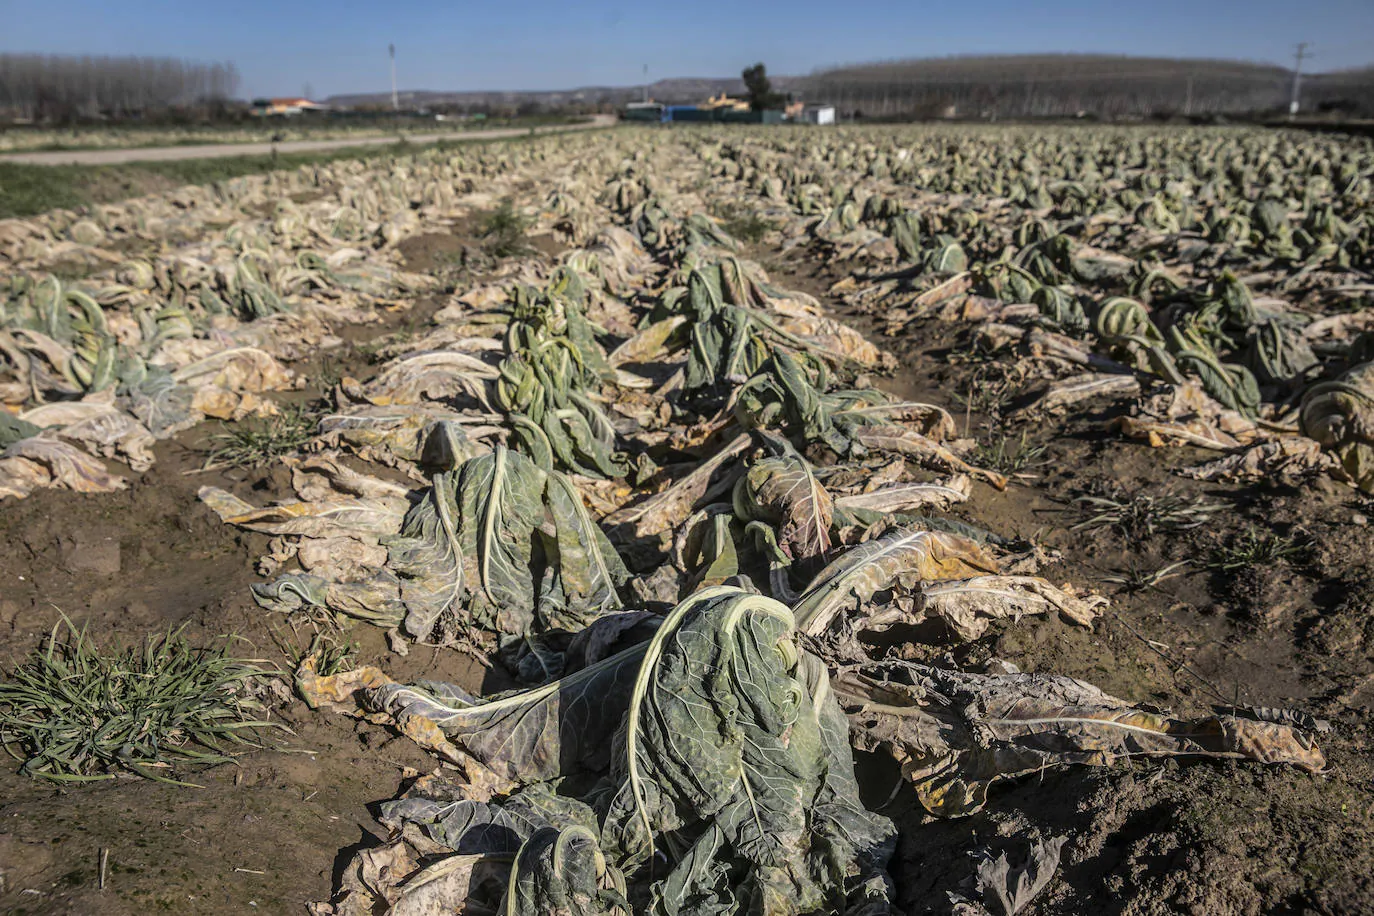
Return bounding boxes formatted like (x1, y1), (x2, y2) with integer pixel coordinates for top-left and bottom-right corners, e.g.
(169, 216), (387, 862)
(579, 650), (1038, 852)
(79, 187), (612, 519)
(623, 101), (665, 122)
(251, 98), (329, 117)
(700, 93), (751, 113)
(622, 93), (789, 125)
(801, 105), (836, 125)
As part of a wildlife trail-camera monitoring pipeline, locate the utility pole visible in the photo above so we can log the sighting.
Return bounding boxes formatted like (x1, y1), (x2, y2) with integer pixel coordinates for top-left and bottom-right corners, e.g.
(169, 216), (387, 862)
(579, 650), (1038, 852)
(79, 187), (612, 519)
(389, 43), (399, 111)
(642, 64), (649, 103)
(1183, 74), (1193, 117)
(1289, 42), (1308, 118)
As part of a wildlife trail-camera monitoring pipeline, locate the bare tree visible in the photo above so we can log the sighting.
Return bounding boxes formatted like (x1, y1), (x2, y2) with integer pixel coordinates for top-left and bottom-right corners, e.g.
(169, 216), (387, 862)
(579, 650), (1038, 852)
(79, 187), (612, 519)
(0, 53), (241, 122)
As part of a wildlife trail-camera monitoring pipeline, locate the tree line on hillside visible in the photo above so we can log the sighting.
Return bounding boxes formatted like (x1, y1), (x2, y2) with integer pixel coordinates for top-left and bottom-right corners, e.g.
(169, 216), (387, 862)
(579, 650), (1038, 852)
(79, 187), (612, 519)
(0, 54), (241, 122)
(804, 54), (1374, 119)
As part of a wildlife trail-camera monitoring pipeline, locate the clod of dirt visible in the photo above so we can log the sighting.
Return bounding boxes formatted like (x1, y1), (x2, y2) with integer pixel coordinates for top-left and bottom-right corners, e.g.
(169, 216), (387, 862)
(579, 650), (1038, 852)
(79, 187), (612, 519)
(60, 529), (122, 576)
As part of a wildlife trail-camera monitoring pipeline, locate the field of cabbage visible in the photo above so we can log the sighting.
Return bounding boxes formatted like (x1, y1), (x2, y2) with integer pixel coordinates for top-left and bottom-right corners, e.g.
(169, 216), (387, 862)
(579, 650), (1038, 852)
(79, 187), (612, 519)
(1, 124), (1372, 915)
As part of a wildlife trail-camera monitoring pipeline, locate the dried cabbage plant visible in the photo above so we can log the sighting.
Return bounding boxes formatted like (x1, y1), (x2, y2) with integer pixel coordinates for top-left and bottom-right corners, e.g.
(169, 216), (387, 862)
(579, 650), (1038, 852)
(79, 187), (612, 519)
(1, 124), (1345, 914)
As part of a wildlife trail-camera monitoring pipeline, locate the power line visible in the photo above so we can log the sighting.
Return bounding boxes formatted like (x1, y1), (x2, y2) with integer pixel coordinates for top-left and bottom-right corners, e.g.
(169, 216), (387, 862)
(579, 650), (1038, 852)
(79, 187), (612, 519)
(1290, 42), (1308, 117)
(389, 44), (398, 112)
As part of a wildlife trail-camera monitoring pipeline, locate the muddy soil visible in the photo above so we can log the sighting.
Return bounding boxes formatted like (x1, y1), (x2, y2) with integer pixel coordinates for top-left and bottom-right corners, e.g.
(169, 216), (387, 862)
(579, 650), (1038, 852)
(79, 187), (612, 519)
(395, 209), (563, 277)
(2, 199), (1372, 916)
(0, 248), (490, 914)
(0, 439), (487, 914)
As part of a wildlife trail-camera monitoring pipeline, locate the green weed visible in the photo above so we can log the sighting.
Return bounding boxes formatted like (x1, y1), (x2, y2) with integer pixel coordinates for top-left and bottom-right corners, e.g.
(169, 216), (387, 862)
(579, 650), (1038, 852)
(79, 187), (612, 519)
(479, 199), (534, 259)
(0, 619), (282, 784)
(1205, 525), (1308, 572)
(1103, 560), (1190, 594)
(972, 430), (1048, 474)
(1073, 488), (1224, 539)
(951, 363), (1027, 421)
(722, 213), (777, 244)
(279, 632), (357, 679)
(203, 403), (317, 470)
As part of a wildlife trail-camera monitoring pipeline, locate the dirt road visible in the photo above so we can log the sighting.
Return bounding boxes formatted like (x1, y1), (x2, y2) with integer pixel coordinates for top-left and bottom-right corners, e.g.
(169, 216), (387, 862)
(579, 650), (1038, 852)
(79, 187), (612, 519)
(0, 114), (618, 165)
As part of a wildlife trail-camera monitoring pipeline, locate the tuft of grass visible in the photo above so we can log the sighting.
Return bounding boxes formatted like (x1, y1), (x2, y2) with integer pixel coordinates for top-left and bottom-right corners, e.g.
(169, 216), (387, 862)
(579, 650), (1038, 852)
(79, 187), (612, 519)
(313, 354), (349, 393)
(350, 338), (388, 364)
(972, 430), (1048, 475)
(478, 199), (534, 259)
(710, 200), (778, 244)
(203, 403), (317, 470)
(311, 638), (357, 677)
(951, 363), (1026, 421)
(1103, 560), (1190, 594)
(1073, 488), (1224, 539)
(0, 619), (283, 785)
(1205, 525), (1308, 573)
(280, 632), (357, 679)
(721, 212), (777, 244)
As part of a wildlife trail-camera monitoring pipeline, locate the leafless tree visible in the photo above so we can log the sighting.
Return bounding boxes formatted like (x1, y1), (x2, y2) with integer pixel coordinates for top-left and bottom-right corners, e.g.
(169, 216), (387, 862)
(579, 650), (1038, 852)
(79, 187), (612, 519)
(0, 54), (240, 122)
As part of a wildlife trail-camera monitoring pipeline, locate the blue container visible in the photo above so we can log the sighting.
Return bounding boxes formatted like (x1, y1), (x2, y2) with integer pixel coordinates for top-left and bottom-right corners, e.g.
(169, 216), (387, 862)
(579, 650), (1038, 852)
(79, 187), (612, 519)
(665, 106), (713, 123)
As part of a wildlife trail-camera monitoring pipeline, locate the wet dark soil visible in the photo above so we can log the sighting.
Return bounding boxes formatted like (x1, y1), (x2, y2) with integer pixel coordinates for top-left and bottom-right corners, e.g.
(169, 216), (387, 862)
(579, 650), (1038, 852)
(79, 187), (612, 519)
(395, 211), (562, 276)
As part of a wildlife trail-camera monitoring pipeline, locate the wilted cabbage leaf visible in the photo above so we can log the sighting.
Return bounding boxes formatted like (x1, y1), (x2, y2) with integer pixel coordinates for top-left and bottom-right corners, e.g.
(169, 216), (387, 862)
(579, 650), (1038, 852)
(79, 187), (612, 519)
(851, 425), (1008, 489)
(254, 572), (407, 628)
(794, 527), (1000, 637)
(603, 433), (750, 539)
(248, 446), (626, 641)
(0, 436), (127, 500)
(1301, 361), (1374, 491)
(832, 475), (972, 515)
(502, 826), (628, 916)
(735, 350), (887, 455)
(836, 661), (1327, 817)
(497, 277), (626, 479)
(387, 446), (627, 638)
(0, 413), (43, 447)
(315, 406), (492, 469)
(952, 835), (1067, 916)
(366, 645), (647, 785)
(731, 436), (833, 567)
(449, 446), (547, 634)
(348, 351), (497, 408)
(901, 575), (1105, 640)
(387, 471), (466, 642)
(332, 587), (895, 916)
(197, 485), (409, 540)
(597, 587), (895, 914)
(541, 471), (631, 628)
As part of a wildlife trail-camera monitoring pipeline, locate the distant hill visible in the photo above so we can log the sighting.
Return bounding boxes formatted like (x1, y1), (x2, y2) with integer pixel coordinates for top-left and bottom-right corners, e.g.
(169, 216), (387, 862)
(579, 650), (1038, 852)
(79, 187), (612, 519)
(326, 54), (1373, 119)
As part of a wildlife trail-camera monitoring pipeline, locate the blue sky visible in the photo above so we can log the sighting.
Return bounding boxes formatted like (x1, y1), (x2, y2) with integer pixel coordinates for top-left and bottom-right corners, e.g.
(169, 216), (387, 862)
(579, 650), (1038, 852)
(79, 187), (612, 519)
(2, 0), (1372, 99)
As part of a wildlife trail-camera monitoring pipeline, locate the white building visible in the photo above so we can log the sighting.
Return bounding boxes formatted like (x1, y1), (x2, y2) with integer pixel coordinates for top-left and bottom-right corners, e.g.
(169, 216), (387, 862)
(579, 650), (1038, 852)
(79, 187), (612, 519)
(801, 105), (835, 126)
